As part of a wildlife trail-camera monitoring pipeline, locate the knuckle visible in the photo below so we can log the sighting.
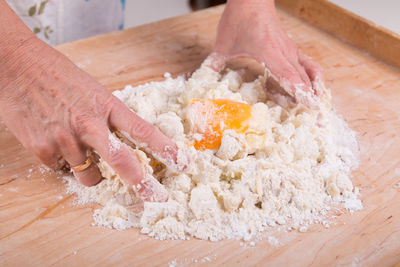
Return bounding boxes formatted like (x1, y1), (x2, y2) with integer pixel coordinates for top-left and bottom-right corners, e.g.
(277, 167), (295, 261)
(53, 127), (72, 147)
(131, 120), (156, 141)
(281, 67), (298, 78)
(103, 95), (116, 111)
(31, 141), (56, 160)
(45, 158), (63, 170)
(71, 113), (94, 135)
(108, 148), (129, 168)
(286, 46), (298, 57)
(70, 96), (114, 136)
(71, 107), (112, 139)
(265, 41), (279, 52)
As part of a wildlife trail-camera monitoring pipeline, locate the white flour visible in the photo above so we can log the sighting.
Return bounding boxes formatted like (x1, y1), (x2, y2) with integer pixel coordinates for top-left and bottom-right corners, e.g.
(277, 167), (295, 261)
(108, 132), (121, 153)
(65, 62), (362, 241)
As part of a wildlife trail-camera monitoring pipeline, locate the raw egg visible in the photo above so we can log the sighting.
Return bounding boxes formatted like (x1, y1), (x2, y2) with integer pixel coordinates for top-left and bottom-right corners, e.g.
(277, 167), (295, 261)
(190, 99), (252, 150)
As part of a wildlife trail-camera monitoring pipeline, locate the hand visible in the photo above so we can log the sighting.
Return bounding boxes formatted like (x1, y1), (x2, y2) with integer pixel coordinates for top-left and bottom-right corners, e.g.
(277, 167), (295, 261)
(0, 37), (179, 202)
(211, 0), (324, 107)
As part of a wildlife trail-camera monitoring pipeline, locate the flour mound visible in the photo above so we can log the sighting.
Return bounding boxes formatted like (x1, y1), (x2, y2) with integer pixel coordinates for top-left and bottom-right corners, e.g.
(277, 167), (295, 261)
(65, 64), (361, 241)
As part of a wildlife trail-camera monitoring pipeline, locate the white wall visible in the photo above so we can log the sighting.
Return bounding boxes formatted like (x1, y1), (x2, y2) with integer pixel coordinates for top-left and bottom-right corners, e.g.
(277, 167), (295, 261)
(124, 0), (191, 28)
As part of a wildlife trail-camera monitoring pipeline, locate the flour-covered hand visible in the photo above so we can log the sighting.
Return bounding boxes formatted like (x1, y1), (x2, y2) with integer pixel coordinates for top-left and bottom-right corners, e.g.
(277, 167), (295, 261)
(211, 0), (324, 107)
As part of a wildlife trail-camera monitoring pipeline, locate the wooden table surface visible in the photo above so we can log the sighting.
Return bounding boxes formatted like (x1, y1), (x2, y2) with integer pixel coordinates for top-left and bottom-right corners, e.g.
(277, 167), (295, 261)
(1, 5), (399, 267)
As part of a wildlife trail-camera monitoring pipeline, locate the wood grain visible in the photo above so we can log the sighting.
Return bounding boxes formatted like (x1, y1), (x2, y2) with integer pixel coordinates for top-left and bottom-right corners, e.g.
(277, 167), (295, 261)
(276, 0), (400, 69)
(1, 5), (400, 266)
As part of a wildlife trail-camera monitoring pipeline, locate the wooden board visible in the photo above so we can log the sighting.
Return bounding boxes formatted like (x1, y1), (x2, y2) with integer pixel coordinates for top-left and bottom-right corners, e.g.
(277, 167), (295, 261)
(1, 5), (400, 266)
(276, 0), (400, 69)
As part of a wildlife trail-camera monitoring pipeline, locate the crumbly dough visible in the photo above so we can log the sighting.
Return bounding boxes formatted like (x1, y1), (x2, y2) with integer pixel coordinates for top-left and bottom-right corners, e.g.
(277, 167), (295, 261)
(66, 62), (361, 241)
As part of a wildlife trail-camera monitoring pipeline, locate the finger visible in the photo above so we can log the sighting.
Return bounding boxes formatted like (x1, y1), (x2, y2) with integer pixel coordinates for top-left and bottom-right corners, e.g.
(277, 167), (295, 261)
(287, 51), (312, 88)
(109, 98), (184, 170)
(30, 139), (63, 170)
(83, 127), (168, 202)
(298, 51), (325, 96)
(298, 51), (324, 82)
(57, 134), (102, 186)
(261, 51), (307, 95)
(280, 43), (313, 89)
(40, 155), (65, 170)
(261, 51), (319, 108)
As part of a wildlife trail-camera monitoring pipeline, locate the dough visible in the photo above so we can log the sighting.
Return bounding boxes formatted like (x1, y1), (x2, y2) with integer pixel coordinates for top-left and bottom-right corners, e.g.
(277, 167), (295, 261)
(66, 63), (361, 241)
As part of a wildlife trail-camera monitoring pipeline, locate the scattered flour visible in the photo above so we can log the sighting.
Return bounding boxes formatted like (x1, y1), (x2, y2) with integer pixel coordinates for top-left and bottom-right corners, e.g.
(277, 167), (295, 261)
(168, 259), (177, 267)
(25, 168), (34, 178)
(299, 226), (308, 233)
(65, 62), (361, 241)
(343, 198), (363, 214)
(39, 165), (52, 174)
(268, 236), (280, 247)
(201, 257), (212, 263)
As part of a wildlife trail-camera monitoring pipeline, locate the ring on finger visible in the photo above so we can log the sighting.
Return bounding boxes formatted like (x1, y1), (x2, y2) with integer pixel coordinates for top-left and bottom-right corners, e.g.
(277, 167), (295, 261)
(71, 151), (93, 172)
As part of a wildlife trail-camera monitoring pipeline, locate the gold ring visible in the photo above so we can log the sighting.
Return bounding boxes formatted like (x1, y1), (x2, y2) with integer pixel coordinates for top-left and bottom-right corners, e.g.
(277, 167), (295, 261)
(71, 154), (93, 172)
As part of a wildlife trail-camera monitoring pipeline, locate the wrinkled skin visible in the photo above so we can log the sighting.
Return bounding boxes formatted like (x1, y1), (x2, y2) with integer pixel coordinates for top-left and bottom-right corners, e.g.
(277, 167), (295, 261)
(0, 37), (176, 201)
(210, 0), (324, 106)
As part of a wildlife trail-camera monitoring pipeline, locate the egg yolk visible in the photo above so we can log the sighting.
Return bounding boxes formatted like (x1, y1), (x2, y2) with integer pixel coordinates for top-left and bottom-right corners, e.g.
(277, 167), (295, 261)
(190, 99), (252, 150)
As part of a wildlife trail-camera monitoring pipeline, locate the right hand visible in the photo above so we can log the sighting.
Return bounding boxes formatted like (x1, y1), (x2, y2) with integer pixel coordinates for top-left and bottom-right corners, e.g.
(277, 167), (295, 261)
(0, 37), (180, 202)
(210, 0), (324, 107)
